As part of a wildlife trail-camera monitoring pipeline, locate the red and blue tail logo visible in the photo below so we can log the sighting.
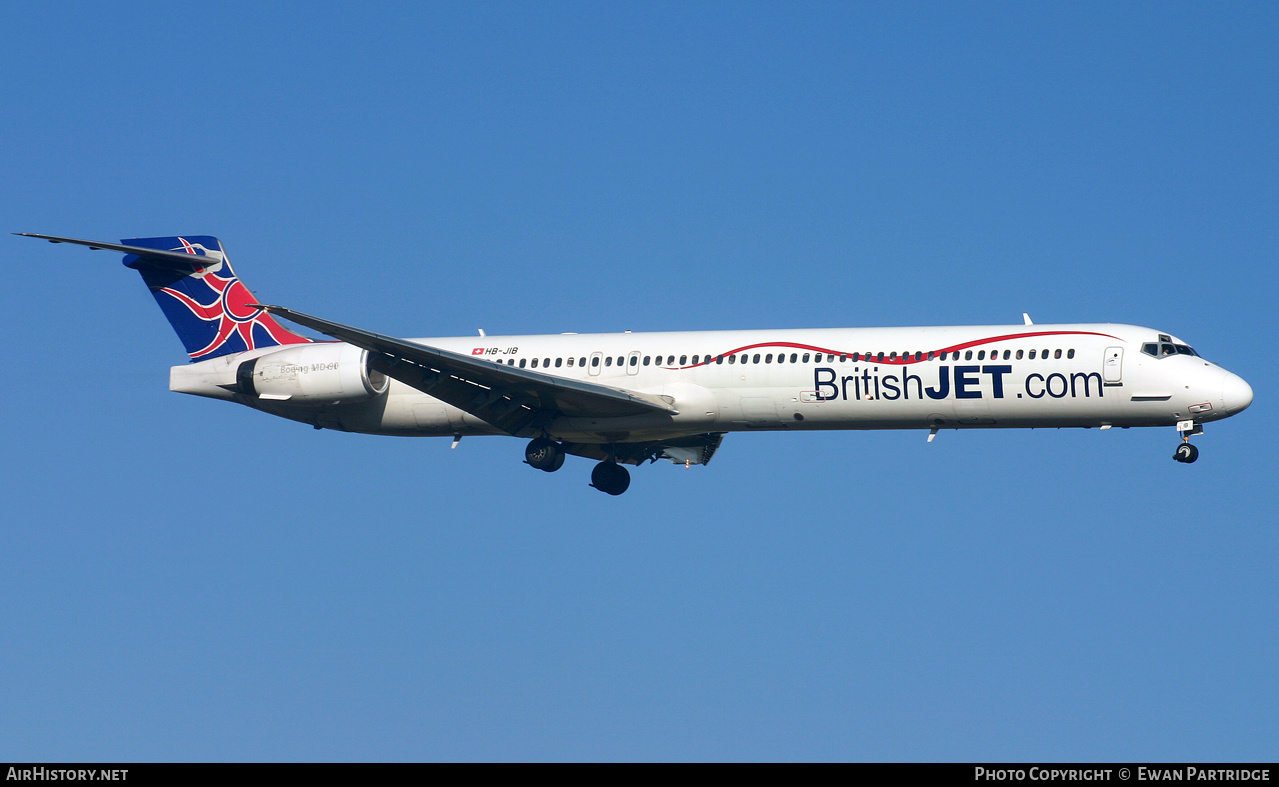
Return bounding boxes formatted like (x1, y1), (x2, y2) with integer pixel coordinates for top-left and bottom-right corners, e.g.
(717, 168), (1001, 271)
(123, 236), (311, 360)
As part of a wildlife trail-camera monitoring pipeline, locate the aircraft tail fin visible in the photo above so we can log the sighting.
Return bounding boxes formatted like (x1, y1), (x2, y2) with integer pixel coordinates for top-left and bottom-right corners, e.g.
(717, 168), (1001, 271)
(119, 236), (312, 360)
(17, 233), (312, 360)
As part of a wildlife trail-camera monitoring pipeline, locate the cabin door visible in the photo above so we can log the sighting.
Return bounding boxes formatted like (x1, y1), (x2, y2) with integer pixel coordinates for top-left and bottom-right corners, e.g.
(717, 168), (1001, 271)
(1103, 347), (1123, 384)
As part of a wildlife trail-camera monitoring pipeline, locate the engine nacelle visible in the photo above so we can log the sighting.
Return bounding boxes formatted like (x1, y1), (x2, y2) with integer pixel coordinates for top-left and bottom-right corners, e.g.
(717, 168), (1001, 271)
(236, 343), (388, 405)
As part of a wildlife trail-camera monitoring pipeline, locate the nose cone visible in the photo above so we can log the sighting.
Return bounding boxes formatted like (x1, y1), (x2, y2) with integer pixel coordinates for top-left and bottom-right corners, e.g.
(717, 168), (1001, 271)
(1221, 370), (1254, 414)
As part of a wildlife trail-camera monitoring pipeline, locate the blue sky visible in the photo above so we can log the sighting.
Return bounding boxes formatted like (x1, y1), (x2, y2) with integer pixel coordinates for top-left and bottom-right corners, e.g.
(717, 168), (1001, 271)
(1, 2), (1275, 761)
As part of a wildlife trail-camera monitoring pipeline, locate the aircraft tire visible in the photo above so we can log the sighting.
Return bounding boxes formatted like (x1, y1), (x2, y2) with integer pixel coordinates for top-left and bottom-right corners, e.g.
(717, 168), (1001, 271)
(525, 438), (564, 472)
(590, 461), (630, 496)
(1173, 443), (1199, 463)
(546, 450), (566, 472)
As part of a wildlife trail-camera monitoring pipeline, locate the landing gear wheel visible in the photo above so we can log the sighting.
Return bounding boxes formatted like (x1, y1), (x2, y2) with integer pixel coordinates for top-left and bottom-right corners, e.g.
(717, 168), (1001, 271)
(590, 461), (631, 496)
(525, 438), (564, 472)
(1173, 443), (1199, 464)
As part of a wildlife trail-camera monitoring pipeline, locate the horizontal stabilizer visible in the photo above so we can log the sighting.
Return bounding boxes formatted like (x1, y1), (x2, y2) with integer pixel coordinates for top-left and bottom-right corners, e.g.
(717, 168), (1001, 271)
(15, 233), (222, 273)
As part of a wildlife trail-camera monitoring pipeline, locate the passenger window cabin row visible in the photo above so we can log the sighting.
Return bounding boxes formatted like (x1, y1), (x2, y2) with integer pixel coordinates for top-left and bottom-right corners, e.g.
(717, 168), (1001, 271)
(491, 348), (1080, 369)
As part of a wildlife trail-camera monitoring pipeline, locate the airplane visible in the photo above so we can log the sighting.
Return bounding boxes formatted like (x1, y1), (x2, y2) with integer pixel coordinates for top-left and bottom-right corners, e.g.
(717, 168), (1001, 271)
(20, 233), (1254, 495)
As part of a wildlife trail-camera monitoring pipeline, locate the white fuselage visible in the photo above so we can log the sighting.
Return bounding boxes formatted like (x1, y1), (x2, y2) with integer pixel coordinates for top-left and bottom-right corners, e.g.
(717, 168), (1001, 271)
(170, 322), (1253, 445)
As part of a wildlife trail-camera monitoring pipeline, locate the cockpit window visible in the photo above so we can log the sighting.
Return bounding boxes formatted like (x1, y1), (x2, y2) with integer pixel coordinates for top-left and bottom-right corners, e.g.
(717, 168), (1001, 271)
(1143, 341), (1199, 359)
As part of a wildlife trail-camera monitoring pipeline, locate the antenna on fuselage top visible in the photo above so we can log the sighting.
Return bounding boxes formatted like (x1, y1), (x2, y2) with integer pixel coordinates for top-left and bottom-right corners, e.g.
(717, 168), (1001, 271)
(1023, 313), (1033, 325)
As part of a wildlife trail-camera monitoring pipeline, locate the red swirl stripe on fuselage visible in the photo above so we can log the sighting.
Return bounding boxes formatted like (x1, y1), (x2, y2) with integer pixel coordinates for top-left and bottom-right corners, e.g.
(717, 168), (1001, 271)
(663, 330), (1122, 369)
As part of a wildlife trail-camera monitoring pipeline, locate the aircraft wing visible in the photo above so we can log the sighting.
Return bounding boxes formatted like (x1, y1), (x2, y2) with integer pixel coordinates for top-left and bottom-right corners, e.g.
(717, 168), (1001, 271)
(257, 304), (680, 435)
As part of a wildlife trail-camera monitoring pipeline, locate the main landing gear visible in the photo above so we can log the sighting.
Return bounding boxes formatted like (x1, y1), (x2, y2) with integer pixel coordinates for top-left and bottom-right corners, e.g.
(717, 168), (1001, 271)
(524, 437), (565, 472)
(524, 437), (632, 495)
(589, 461), (631, 496)
(1172, 420), (1201, 464)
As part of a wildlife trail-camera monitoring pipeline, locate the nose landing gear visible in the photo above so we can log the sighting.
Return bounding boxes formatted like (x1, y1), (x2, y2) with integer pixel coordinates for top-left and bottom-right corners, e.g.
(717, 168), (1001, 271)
(1172, 420), (1202, 464)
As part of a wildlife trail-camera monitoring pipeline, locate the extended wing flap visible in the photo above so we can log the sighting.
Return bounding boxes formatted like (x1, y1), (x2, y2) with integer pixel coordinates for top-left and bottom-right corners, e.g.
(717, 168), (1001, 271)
(257, 304), (679, 434)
